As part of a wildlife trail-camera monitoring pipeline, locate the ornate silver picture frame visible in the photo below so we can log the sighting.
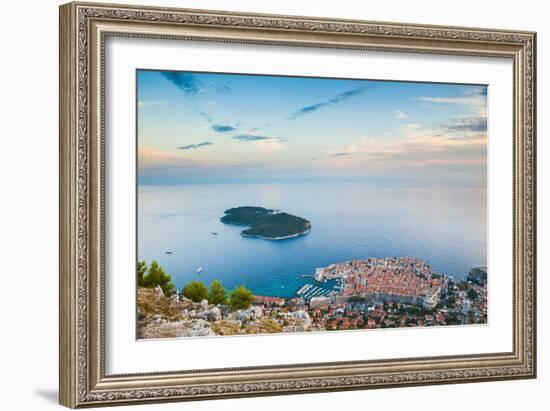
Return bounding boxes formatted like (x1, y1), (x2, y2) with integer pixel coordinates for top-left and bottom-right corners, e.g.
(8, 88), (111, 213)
(59, 1), (536, 408)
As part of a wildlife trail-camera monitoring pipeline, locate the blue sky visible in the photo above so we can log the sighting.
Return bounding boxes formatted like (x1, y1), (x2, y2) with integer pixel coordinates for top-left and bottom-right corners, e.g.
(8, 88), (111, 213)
(137, 70), (487, 185)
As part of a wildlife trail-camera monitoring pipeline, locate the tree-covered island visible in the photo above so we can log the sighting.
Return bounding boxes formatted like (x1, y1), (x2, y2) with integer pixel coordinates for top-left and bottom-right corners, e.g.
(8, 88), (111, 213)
(220, 206), (311, 240)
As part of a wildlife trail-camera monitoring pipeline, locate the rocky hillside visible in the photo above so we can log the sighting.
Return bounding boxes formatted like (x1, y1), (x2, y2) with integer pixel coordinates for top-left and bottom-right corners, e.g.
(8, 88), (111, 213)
(137, 287), (312, 339)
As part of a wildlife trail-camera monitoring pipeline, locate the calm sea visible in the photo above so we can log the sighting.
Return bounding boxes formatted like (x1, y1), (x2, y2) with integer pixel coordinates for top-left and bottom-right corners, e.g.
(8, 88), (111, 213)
(137, 183), (487, 298)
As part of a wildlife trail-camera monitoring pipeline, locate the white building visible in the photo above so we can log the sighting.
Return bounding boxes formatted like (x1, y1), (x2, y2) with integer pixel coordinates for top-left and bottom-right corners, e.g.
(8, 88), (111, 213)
(462, 299), (471, 314)
(314, 268), (325, 282)
(309, 296), (331, 309)
(422, 290), (439, 309)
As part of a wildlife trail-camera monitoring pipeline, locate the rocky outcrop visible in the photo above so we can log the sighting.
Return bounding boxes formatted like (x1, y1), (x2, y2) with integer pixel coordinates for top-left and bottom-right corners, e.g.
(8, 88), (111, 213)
(200, 306), (222, 322)
(138, 287), (313, 339)
(236, 306), (263, 322)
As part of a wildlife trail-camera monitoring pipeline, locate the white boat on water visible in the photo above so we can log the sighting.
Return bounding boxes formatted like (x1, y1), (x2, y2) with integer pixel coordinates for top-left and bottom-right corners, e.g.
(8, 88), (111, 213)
(197, 267), (203, 273)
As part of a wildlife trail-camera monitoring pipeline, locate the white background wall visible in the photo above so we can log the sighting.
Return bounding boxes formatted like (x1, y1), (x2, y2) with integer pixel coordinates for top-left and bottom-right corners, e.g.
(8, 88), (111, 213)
(0, 0), (546, 410)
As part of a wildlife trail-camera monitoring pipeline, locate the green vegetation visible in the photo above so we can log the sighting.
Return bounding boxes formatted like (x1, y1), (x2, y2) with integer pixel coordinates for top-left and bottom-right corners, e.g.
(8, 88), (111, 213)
(179, 279), (251, 309)
(220, 206), (311, 240)
(137, 260), (253, 311)
(137, 260), (174, 296)
(467, 288), (478, 301)
(230, 285), (254, 310)
(208, 280), (228, 305)
(137, 261), (147, 285)
(183, 281), (208, 302)
(467, 266), (487, 285)
(458, 280), (469, 291)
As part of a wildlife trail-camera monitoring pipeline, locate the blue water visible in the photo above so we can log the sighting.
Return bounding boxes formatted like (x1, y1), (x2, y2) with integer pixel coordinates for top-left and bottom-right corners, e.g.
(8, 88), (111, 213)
(137, 183), (486, 298)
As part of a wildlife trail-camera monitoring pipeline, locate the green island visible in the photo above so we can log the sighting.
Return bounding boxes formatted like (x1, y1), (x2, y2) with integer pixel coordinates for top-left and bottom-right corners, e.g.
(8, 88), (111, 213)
(220, 206), (311, 240)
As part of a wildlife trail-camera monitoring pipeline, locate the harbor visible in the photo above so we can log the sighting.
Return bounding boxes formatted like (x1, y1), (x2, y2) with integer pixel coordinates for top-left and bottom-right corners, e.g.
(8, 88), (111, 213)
(296, 277), (343, 302)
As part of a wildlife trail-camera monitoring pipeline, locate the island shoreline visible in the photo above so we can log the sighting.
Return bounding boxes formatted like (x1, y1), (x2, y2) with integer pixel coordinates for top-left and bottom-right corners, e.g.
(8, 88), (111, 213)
(220, 206), (311, 240)
(241, 228), (311, 241)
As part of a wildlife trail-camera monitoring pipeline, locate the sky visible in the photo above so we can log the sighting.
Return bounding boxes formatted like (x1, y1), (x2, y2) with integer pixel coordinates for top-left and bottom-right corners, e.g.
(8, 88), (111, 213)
(137, 69), (487, 186)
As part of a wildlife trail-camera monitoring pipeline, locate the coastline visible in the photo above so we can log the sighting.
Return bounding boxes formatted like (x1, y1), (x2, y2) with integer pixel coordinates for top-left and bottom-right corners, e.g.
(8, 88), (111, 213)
(220, 206), (311, 241)
(138, 258), (487, 339)
(241, 228), (311, 241)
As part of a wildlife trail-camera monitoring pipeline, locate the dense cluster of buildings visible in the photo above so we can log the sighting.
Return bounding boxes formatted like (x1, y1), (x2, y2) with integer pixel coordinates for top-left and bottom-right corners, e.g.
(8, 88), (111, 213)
(139, 258), (487, 338)
(251, 258), (488, 332)
(315, 257), (446, 309)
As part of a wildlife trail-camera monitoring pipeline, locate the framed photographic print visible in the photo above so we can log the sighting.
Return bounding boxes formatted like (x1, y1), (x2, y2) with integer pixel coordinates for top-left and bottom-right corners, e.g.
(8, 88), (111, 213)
(59, 2), (537, 408)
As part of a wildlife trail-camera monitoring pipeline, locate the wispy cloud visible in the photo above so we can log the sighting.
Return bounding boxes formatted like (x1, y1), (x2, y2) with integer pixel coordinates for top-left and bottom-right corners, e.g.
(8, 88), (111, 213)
(394, 110), (408, 119)
(138, 100), (168, 108)
(288, 86), (372, 120)
(473, 87), (488, 96)
(138, 146), (261, 178)
(253, 138), (287, 152)
(420, 88), (488, 129)
(418, 87), (487, 107)
(439, 116), (487, 133)
(445, 134), (487, 142)
(161, 71), (239, 98)
(193, 108), (212, 124)
(138, 146), (188, 169)
(176, 141), (213, 150)
(418, 96), (482, 105)
(161, 72), (201, 96)
(210, 84), (234, 94)
(212, 124), (237, 133)
(324, 128), (486, 170)
(232, 134), (287, 151)
(233, 134), (270, 141)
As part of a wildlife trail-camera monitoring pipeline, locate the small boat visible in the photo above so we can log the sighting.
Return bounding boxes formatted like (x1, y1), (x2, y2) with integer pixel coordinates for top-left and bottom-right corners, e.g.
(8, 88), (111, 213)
(197, 267), (203, 273)
(165, 251), (173, 254)
(211, 232), (218, 235)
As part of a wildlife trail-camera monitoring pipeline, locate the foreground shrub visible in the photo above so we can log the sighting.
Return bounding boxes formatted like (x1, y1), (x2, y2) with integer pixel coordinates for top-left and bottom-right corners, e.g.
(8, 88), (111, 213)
(230, 285), (254, 310)
(183, 281), (208, 302)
